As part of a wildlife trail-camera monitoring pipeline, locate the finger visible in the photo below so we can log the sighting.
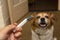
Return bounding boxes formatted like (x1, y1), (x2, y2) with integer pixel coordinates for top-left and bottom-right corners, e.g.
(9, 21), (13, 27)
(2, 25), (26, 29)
(13, 23), (17, 26)
(9, 33), (15, 40)
(14, 32), (22, 38)
(15, 28), (22, 32)
(2, 23), (17, 34)
(9, 33), (18, 40)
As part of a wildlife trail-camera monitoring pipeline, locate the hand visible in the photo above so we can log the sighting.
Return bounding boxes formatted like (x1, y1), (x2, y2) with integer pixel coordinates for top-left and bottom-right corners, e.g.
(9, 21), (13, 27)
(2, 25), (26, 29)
(0, 23), (22, 40)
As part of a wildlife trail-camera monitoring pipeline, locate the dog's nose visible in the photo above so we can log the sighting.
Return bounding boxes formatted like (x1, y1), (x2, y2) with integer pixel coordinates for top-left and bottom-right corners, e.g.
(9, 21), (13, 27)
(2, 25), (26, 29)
(41, 18), (45, 23)
(41, 18), (45, 21)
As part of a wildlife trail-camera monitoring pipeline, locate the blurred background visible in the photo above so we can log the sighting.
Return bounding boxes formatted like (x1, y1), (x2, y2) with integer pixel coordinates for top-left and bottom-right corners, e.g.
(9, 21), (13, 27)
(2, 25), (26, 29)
(0, 0), (60, 40)
(28, 0), (58, 11)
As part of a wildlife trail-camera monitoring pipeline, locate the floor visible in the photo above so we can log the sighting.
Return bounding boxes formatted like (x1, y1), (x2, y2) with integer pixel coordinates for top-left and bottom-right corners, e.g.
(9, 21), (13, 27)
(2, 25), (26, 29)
(18, 11), (60, 40)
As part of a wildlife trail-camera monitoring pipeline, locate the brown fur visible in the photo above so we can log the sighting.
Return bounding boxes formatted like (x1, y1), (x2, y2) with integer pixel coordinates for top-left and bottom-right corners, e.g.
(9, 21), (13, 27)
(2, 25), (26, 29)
(31, 12), (55, 32)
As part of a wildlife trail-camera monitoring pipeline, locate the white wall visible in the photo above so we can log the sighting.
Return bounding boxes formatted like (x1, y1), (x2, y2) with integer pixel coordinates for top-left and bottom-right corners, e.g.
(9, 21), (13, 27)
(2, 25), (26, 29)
(0, 0), (10, 28)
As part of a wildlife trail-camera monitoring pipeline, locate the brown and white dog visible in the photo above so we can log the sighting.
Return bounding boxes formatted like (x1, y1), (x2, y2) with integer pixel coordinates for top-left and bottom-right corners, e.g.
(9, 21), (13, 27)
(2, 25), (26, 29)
(31, 12), (57, 40)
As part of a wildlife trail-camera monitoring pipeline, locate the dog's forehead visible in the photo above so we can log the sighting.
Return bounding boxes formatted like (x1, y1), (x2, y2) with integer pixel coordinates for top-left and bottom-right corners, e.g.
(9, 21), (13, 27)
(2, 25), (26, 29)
(36, 12), (49, 17)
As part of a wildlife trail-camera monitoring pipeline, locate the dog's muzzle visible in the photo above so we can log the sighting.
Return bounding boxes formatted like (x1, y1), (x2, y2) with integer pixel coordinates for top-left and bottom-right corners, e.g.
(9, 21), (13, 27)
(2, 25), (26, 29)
(38, 18), (47, 28)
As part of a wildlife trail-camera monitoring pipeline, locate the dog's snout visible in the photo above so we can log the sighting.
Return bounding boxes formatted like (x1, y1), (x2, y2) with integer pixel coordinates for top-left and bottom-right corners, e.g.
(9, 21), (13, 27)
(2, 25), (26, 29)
(41, 18), (45, 21)
(40, 18), (45, 23)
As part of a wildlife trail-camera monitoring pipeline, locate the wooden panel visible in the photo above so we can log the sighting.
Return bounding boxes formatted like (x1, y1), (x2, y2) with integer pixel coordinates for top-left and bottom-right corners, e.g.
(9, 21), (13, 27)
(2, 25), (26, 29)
(7, 0), (28, 23)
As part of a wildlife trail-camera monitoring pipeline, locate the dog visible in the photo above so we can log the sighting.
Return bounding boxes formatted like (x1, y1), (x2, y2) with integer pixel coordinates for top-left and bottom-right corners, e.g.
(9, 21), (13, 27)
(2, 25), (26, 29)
(31, 12), (57, 40)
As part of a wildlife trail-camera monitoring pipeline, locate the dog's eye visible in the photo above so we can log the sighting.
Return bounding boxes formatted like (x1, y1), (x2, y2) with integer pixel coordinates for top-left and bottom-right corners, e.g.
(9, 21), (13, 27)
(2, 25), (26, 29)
(36, 16), (40, 19)
(45, 16), (49, 18)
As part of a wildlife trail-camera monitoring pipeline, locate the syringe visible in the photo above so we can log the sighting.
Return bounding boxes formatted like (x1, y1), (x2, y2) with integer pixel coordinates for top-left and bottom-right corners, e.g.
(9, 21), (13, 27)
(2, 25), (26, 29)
(13, 16), (33, 32)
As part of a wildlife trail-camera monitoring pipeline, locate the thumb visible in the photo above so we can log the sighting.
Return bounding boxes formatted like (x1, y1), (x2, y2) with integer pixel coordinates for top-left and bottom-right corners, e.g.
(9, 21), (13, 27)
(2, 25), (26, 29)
(2, 23), (17, 34)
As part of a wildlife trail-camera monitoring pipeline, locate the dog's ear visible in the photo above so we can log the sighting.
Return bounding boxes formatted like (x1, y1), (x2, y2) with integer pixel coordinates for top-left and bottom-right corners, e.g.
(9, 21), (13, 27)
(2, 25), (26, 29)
(49, 12), (55, 21)
(31, 12), (37, 18)
(31, 12), (37, 26)
(49, 12), (56, 25)
(31, 12), (37, 21)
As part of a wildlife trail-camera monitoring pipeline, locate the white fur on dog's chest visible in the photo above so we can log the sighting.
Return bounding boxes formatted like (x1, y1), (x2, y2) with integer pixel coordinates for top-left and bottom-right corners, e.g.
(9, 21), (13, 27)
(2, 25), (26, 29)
(32, 26), (54, 40)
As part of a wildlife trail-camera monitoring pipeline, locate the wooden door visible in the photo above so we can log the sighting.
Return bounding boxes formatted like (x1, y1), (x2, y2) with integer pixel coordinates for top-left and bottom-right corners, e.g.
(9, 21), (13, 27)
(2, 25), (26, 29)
(7, 0), (28, 23)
